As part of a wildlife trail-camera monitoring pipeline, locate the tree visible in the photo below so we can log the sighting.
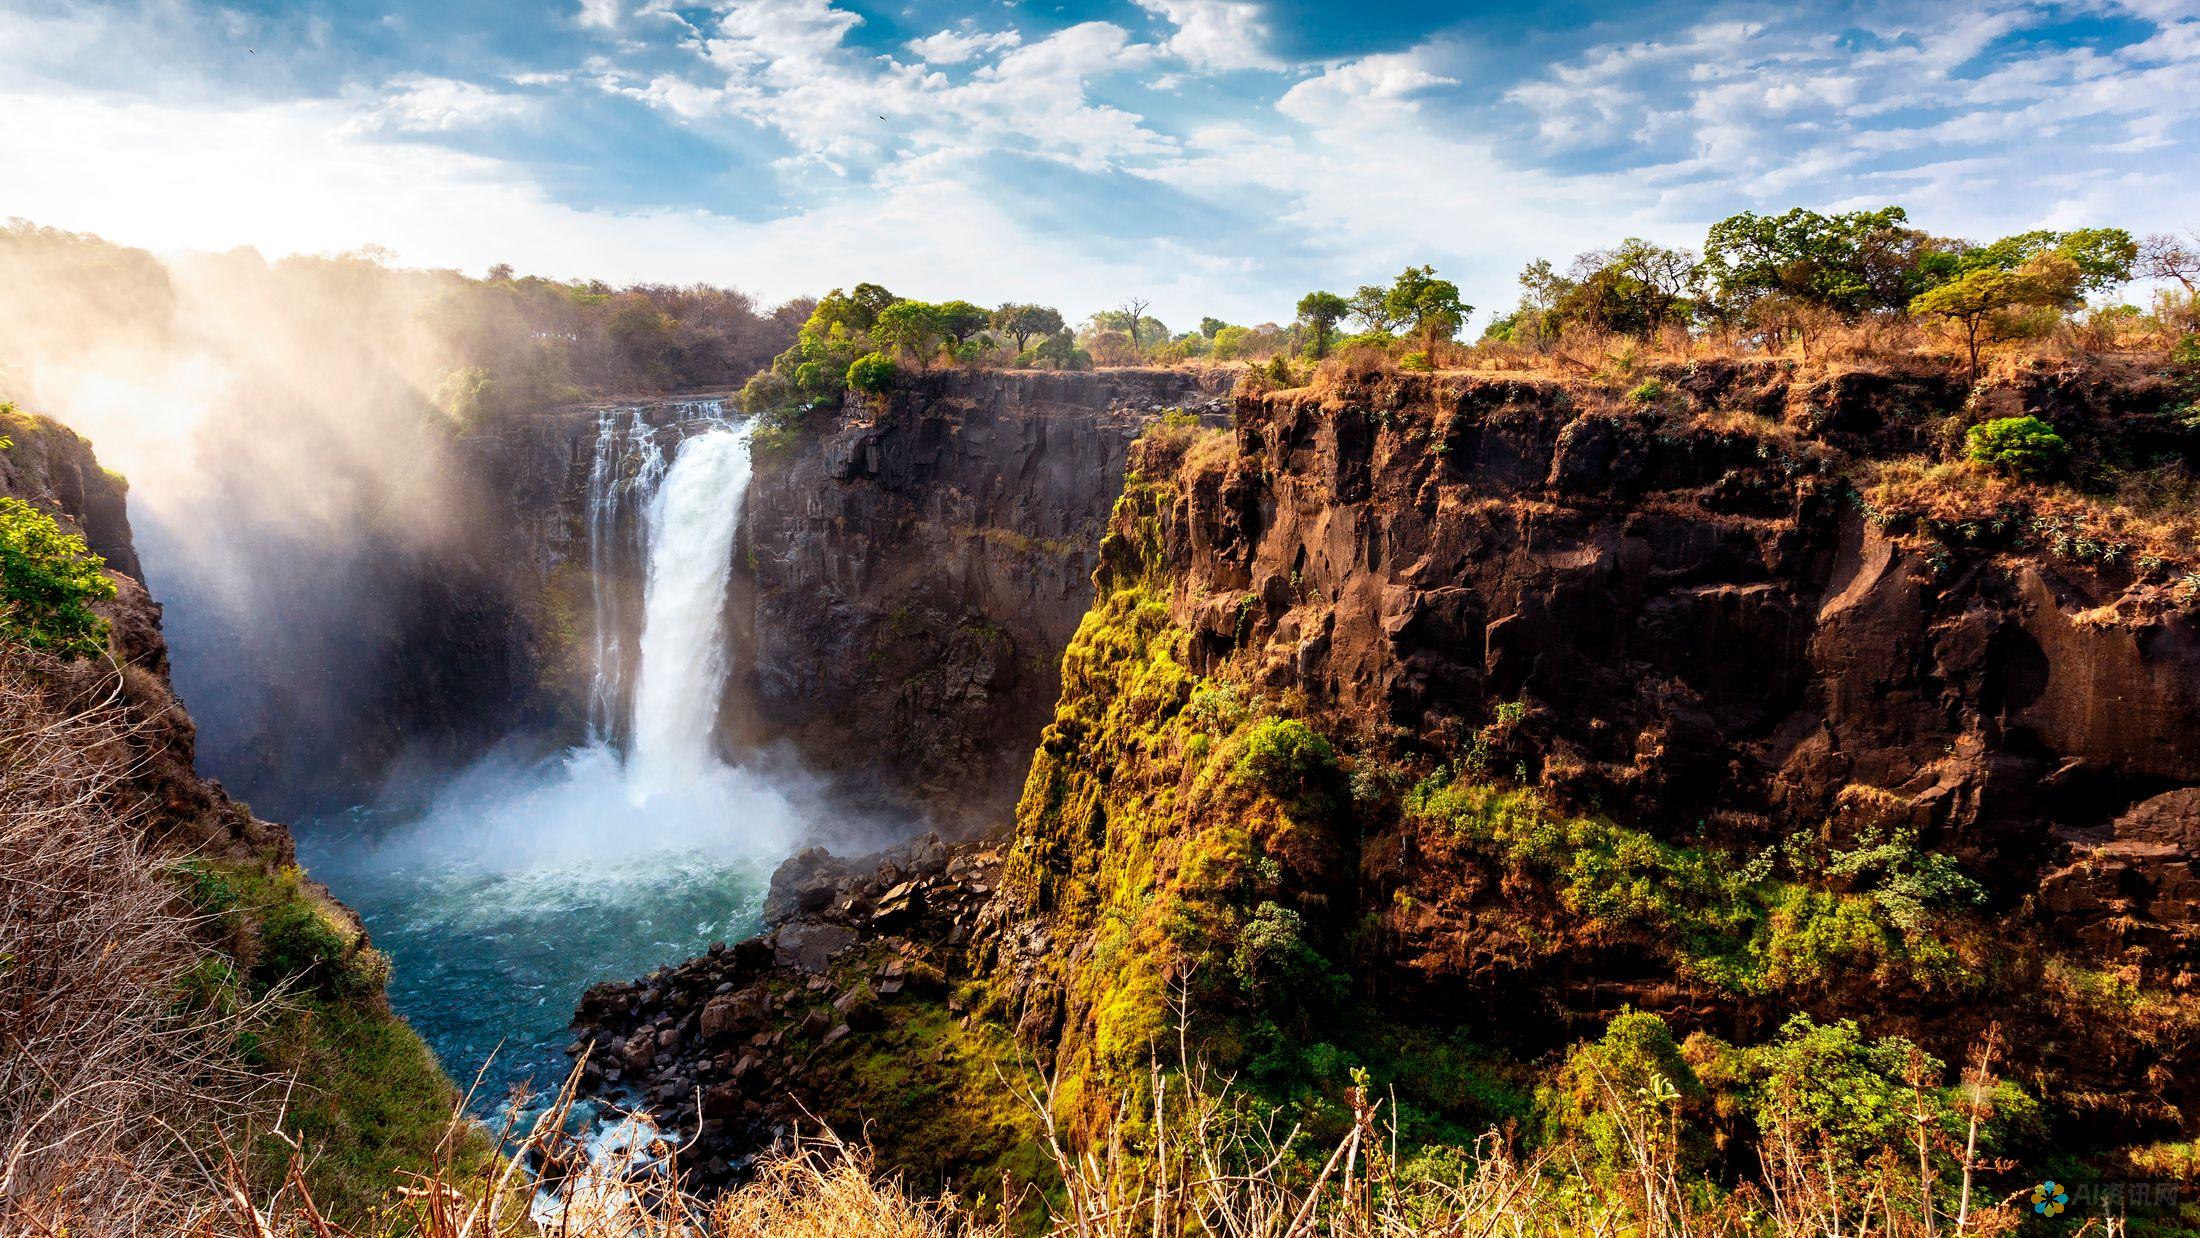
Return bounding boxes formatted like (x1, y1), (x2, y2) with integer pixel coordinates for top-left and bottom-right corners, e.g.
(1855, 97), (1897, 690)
(1293, 291), (1349, 358)
(1382, 265), (1469, 366)
(808, 283), (900, 337)
(1602, 238), (1699, 335)
(1347, 283), (1400, 333)
(871, 300), (945, 366)
(991, 303), (1064, 352)
(934, 300), (991, 348)
(845, 352), (897, 395)
(1935, 228), (2136, 296)
(1965, 415), (2067, 478)
(1908, 258), (2080, 379)
(486, 262), (514, 282)
(1703, 206), (1932, 318)
(0, 496), (115, 660)
(2139, 232), (2200, 293)
(1199, 316), (1227, 339)
(1119, 296), (1153, 352)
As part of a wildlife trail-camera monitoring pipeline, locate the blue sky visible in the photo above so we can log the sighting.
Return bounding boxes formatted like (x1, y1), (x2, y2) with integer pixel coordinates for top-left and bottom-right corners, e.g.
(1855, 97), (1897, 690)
(3, 0), (2197, 328)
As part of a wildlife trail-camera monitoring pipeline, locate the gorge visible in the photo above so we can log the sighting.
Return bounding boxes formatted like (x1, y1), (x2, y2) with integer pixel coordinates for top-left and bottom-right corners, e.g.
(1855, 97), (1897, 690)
(8, 308), (2200, 1234)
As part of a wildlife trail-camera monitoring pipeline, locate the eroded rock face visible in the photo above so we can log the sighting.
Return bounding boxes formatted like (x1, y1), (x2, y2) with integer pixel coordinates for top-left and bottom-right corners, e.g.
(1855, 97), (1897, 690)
(0, 412), (285, 859)
(737, 368), (1232, 829)
(1183, 370), (2200, 963)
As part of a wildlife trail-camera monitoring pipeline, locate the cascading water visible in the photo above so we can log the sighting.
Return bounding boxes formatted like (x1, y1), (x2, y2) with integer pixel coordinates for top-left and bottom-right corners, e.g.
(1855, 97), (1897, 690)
(628, 424), (751, 796)
(296, 406), (803, 1109)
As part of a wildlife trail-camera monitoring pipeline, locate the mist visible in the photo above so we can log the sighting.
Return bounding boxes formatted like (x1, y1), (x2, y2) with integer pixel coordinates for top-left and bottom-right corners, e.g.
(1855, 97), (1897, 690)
(0, 220), (799, 812)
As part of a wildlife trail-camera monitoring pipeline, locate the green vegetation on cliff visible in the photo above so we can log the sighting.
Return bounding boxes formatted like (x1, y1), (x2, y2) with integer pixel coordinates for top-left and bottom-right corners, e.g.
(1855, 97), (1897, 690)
(179, 859), (484, 1223)
(0, 495), (115, 659)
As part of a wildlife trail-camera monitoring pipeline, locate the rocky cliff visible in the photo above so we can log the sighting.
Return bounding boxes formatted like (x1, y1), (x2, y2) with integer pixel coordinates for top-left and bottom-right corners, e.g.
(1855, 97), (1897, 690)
(0, 407), (282, 858)
(0, 407), (464, 1219)
(572, 353), (2200, 1192)
(736, 368), (1232, 828)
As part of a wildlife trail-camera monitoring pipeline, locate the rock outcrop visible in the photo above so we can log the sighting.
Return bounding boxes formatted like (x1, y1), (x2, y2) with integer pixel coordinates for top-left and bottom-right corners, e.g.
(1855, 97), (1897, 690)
(569, 832), (1013, 1195)
(736, 368), (1232, 828)
(573, 355), (2200, 1187)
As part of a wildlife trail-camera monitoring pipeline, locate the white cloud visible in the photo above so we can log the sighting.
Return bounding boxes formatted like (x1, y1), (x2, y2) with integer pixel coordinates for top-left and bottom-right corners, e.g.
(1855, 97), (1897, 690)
(1134, 0), (1282, 72)
(1277, 49), (1457, 125)
(904, 26), (1021, 65)
(575, 0), (620, 30)
(349, 74), (534, 133)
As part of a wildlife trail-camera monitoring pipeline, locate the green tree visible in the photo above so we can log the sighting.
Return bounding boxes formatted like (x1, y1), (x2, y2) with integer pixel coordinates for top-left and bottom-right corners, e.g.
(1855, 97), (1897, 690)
(845, 351), (897, 395)
(1964, 415), (2067, 477)
(1293, 290), (1349, 358)
(1909, 259), (2079, 379)
(990, 303), (1064, 352)
(0, 497), (115, 659)
(871, 300), (945, 366)
(1347, 283), (1400, 334)
(807, 283), (900, 338)
(933, 300), (991, 349)
(1199, 316), (1228, 339)
(1932, 228), (2137, 296)
(1703, 206), (1935, 317)
(1382, 265), (1469, 366)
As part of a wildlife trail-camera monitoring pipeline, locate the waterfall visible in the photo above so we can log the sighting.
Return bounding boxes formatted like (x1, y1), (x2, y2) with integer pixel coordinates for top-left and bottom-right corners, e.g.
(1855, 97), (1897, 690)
(583, 409), (668, 739)
(365, 406), (791, 875)
(627, 423), (752, 796)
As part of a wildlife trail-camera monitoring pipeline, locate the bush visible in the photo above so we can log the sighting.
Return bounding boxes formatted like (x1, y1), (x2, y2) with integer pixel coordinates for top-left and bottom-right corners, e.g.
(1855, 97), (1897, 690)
(1230, 717), (1336, 809)
(0, 495), (116, 659)
(1626, 377), (1669, 405)
(2171, 333), (2200, 368)
(846, 352), (897, 395)
(1964, 415), (2067, 477)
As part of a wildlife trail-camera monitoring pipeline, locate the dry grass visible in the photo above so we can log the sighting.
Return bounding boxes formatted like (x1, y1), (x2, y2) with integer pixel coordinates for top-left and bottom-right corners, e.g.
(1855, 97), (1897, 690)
(0, 652), (281, 1236)
(1862, 456), (2200, 581)
(138, 1001), (2096, 1238)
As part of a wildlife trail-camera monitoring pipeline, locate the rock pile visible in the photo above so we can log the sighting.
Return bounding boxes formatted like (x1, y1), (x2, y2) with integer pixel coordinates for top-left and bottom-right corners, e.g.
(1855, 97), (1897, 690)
(568, 831), (1001, 1193)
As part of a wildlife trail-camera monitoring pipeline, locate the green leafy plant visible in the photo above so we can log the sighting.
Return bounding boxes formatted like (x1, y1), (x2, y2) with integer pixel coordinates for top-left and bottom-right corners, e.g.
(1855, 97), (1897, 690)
(1230, 717), (1337, 809)
(846, 351), (898, 395)
(1626, 377), (1669, 405)
(1963, 415), (2067, 477)
(0, 496), (115, 659)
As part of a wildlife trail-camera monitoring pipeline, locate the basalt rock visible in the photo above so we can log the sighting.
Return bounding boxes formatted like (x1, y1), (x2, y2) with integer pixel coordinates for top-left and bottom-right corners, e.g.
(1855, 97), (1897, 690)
(0, 411), (285, 860)
(569, 832), (1005, 1196)
(736, 368), (1233, 830)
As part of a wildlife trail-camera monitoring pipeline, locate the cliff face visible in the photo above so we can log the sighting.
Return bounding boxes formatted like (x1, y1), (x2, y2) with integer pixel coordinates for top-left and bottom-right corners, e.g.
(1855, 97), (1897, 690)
(736, 368), (1231, 828)
(570, 356), (2200, 1185)
(0, 409), (283, 857)
(0, 410), (463, 1220)
(992, 357), (2200, 1140)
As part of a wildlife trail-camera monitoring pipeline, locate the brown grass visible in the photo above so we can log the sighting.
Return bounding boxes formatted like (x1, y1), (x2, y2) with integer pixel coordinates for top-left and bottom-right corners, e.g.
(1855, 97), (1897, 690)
(0, 652), (281, 1236)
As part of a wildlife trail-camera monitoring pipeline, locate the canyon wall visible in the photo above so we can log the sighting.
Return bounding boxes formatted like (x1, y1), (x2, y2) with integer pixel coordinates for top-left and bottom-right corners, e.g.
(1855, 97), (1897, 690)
(572, 355), (2200, 1184)
(735, 368), (1231, 829)
(0, 409), (281, 857)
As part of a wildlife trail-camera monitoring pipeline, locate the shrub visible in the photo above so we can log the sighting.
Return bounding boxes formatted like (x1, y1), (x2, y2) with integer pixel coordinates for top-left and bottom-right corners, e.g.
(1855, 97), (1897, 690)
(1230, 717), (1336, 808)
(2171, 333), (2200, 368)
(846, 351), (897, 395)
(1229, 900), (1339, 1004)
(0, 495), (116, 659)
(1626, 377), (1669, 405)
(1964, 415), (2067, 477)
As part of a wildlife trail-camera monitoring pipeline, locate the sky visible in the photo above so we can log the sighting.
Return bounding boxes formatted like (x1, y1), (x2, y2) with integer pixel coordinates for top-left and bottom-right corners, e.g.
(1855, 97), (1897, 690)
(4, 0), (2198, 328)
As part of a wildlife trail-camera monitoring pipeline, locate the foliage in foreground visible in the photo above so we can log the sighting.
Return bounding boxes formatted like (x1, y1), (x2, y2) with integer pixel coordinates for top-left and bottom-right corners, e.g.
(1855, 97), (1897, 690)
(75, 1007), (2120, 1238)
(0, 494), (115, 658)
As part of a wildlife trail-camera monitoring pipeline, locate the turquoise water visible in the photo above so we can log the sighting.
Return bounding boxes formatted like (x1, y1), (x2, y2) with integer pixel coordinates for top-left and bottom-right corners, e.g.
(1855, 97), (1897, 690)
(294, 745), (793, 1113)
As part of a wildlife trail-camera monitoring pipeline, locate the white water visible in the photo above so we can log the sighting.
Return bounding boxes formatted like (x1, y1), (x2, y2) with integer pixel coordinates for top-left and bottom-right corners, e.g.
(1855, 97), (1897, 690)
(297, 412), (825, 1118)
(350, 417), (797, 874)
(629, 425), (752, 797)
